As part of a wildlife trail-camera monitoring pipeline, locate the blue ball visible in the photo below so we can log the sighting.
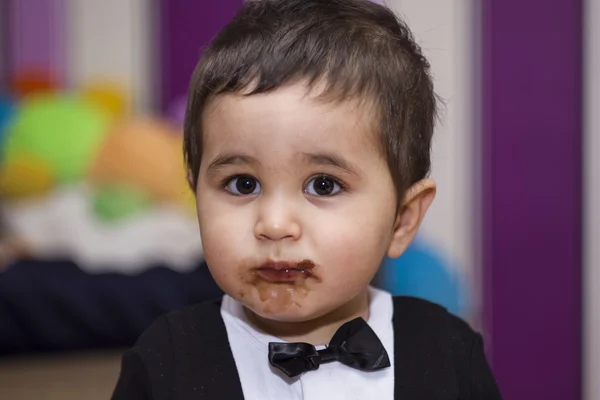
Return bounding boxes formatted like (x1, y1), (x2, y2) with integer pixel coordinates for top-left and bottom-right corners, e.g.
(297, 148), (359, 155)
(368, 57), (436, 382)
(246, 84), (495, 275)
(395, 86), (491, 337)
(374, 239), (466, 316)
(0, 97), (16, 162)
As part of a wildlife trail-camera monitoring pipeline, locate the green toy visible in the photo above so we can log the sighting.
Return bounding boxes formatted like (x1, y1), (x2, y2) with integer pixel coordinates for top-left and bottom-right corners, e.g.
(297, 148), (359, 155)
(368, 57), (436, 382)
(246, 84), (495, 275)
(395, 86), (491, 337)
(92, 184), (153, 222)
(3, 94), (110, 183)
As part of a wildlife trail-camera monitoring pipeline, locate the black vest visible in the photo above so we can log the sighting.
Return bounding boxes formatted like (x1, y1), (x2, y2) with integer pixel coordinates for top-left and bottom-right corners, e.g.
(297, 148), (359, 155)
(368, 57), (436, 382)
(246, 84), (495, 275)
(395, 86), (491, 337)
(112, 296), (501, 399)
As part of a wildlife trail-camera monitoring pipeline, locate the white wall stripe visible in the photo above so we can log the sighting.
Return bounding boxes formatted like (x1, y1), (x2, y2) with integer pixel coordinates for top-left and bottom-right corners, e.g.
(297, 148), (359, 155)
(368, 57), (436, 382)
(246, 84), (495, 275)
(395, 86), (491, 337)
(584, 0), (599, 398)
(65, 0), (155, 113)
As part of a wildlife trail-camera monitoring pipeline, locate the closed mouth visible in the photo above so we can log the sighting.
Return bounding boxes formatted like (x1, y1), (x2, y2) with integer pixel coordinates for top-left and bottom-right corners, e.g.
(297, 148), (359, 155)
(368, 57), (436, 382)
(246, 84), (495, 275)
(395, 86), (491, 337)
(254, 259), (316, 283)
(258, 259), (315, 271)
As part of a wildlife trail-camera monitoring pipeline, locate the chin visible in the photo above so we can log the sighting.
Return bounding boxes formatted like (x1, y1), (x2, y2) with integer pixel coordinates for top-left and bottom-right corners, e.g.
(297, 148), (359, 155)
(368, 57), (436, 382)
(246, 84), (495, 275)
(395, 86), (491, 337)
(247, 298), (330, 323)
(259, 310), (315, 323)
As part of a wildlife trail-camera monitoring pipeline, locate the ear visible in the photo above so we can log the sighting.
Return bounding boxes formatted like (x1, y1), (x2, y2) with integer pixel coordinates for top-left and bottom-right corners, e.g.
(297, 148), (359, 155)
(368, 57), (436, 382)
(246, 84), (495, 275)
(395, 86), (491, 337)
(186, 168), (195, 191)
(386, 179), (436, 259)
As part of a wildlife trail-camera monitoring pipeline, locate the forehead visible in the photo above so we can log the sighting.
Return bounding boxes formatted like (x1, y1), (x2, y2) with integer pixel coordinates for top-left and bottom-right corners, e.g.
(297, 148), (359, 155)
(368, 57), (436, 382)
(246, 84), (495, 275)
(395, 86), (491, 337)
(201, 83), (381, 160)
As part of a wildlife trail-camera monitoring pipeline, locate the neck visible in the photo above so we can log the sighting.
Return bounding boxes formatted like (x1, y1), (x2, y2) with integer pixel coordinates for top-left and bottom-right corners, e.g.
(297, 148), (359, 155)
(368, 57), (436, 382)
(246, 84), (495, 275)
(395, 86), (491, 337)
(244, 288), (370, 346)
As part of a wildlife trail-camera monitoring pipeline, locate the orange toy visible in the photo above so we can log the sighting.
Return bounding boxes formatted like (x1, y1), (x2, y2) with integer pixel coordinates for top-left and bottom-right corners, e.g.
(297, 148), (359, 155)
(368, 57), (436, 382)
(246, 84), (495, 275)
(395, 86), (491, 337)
(11, 70), (59, 98)
(88, 117), (188, 204)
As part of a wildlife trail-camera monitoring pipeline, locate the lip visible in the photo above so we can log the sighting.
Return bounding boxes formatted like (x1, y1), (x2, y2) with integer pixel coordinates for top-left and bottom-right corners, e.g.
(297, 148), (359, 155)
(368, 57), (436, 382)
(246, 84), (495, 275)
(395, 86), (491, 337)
(254, 259), (316, 283)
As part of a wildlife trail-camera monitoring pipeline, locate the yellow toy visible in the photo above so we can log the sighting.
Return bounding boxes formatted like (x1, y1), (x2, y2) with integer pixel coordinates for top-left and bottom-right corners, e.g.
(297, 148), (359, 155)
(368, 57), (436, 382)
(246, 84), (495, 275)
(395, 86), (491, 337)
(82, 81), (129, 120)
(0, 154), (55, 198)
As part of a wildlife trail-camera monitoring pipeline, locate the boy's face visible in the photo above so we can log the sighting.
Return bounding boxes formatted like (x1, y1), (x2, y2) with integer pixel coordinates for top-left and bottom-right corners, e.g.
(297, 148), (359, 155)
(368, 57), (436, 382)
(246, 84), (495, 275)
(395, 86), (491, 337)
(197, 83), (433, 322)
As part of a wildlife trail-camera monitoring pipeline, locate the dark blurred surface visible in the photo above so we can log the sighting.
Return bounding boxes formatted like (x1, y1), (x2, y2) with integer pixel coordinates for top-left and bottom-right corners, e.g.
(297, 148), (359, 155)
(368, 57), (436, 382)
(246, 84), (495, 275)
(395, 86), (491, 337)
(0, 350), (123, 400)
(0, 258), (222, 355)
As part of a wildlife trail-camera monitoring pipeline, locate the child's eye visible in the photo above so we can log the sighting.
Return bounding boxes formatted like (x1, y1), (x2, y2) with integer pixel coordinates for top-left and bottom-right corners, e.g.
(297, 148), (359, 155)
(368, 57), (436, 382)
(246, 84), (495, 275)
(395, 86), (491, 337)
(224, 175), (261, 196)
(304, 175), (344, 197)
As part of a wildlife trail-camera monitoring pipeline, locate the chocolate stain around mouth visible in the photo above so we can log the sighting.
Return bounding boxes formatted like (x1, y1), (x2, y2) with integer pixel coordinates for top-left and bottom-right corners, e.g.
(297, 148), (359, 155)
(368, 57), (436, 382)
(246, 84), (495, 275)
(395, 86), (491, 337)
(238, 259), (322, 314)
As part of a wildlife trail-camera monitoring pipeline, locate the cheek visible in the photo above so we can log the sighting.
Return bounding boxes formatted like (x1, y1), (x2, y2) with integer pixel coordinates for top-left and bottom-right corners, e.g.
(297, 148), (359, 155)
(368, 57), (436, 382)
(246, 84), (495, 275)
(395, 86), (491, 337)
(197, 195), (249, 277)
(200, 214), (246, 259)
(311, 206), (393, 279)
(200, 221), (248, 297)
(197, 186), (246, 239)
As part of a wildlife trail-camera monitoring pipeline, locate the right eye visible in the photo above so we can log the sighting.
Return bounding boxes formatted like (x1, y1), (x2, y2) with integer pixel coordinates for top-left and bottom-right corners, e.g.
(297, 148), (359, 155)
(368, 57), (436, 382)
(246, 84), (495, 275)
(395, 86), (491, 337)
(224, 175), (261, 196)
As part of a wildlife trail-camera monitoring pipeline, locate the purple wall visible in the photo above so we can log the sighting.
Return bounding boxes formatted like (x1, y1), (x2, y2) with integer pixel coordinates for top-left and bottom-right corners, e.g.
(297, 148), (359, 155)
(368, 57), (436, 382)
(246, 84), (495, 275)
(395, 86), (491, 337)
(482, 0), (582, 398)
(7, 0), (66, 85)
(159, 0), (244, 112)
(0, 0), (8, 91)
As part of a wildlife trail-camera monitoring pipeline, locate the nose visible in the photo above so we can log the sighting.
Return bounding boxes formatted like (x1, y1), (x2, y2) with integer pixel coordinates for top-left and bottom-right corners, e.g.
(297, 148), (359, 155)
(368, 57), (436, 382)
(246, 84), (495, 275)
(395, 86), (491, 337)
(254, 196), (302, 241)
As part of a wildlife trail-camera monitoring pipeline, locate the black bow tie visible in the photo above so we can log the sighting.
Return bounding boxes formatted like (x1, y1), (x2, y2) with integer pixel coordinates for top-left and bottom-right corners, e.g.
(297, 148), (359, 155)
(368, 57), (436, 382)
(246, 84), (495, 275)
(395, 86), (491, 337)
(268, 317), (390, 378)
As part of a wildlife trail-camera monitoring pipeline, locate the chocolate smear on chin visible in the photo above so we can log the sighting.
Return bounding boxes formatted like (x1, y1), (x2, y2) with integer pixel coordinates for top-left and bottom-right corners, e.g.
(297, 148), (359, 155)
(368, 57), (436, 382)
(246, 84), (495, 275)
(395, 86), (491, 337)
(238, 260), (321, 313)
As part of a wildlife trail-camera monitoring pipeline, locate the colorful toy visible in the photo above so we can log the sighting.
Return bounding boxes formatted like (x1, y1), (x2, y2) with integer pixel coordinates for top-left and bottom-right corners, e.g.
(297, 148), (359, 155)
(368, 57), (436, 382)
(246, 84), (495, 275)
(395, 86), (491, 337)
(82, 81), (129, 120)
(0, 154), (55, 198)
(375, 239), (466, 317)
(0, 97), (16, 163)
(92, 184), (153, 222)
(88, 117), (188, 205)
(3, 94), (110, 183)
(11, 70), (59, 98)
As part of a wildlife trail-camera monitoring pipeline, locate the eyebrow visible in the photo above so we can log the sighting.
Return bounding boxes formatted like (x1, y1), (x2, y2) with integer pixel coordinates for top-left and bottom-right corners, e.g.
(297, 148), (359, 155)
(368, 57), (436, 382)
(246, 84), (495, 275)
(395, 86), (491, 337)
(301, 152), (361, 177)
(206, 153), (259, 177)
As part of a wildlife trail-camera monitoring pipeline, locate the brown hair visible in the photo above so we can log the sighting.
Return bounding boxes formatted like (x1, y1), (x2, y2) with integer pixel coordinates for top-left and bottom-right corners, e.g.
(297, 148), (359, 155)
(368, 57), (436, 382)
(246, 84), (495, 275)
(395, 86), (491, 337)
(184, 0), (437, 200)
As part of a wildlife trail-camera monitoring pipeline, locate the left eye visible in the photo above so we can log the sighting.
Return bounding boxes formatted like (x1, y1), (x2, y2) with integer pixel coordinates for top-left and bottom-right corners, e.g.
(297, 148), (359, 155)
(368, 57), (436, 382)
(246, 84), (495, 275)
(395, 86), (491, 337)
(224, 175), (261, 196)
(304, 175), (343, 197)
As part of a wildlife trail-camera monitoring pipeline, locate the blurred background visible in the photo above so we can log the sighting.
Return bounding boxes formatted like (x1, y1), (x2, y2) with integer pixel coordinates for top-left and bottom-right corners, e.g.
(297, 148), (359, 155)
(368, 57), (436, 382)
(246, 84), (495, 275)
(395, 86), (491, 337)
(0, 0), (590, 399)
